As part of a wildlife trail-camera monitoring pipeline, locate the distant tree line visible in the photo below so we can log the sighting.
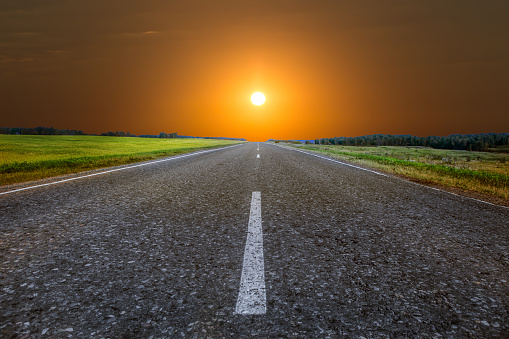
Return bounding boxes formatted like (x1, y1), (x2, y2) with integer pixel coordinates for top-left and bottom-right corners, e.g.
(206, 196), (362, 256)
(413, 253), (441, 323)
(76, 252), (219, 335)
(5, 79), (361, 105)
(178, 135), (246, 141)
(0, 126), (85, 135)
(137, 132), (177, 138)
(159, 132), (177, 138)
(1, 126), (246, 141)
(203, 136), (246, 141)
(0, 127), (177, 138)
(272, 139), (302, 144)
(101, 131), (136, 137)
(313, 133), (509, 151)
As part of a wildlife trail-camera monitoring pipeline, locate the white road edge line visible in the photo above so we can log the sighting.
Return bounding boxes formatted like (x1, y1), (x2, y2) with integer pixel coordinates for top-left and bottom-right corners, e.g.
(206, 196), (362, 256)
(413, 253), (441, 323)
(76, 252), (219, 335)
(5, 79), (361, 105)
(405, 179), (508, 209)
(274, 144), (386, 176)
(272, 143), (508, 209)
(235, 191), (266, 315)
(0, 144), (242, 196)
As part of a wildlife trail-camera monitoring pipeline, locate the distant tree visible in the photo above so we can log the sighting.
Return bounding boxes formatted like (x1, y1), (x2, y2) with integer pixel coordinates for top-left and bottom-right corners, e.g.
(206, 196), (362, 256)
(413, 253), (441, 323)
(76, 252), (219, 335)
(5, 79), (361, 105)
(306, 133), (509, 151)
(0, 126), (85, 135)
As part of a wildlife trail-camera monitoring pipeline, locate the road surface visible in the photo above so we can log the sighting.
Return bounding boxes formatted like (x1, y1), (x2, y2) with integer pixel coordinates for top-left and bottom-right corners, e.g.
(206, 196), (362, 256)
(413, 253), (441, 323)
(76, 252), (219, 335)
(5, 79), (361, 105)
(1, 142), (508, 337)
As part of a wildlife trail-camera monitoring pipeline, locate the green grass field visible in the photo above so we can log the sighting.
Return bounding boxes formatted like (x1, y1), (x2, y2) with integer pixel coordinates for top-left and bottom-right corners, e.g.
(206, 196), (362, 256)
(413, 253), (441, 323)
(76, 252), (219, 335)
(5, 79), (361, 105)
(286, 143), (509, 204)
(0, 135), (244, 186)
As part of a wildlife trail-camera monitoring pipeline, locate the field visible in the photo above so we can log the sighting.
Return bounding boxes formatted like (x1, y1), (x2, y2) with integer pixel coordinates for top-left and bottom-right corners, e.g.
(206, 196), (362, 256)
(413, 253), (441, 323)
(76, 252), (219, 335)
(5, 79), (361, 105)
(286, 143), (509, 205)
(0, 135), (244, 186)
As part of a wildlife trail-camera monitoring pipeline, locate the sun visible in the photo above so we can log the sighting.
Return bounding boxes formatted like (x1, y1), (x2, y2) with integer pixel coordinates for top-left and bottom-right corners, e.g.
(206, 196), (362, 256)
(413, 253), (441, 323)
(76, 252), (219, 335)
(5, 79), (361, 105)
(251, 92), (265, 105)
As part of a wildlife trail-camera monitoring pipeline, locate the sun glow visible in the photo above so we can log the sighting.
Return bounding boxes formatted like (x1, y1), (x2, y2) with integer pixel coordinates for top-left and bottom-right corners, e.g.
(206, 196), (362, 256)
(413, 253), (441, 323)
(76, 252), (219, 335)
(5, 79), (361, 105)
(251, 92), (265, 105)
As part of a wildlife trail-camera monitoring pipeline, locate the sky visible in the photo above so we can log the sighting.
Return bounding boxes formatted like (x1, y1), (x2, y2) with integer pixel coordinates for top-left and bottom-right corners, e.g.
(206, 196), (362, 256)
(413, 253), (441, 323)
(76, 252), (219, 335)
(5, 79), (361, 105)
(1, 1), (508, 141)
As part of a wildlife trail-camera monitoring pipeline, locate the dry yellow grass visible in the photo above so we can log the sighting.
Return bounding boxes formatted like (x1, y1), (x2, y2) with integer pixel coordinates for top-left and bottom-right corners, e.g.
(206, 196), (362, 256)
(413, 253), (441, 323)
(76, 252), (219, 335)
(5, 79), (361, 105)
(289, 144), (509, 205)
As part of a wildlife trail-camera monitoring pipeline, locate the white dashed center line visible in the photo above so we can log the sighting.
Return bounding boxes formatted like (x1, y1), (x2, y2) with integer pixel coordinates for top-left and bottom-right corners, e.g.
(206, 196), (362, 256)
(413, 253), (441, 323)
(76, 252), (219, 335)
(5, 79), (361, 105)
(235, 191), (266, 315)
(257, 154), (260, 158)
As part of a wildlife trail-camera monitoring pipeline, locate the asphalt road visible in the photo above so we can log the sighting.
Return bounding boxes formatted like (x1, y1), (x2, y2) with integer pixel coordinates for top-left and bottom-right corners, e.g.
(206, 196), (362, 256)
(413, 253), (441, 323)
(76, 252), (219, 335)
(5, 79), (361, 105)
(1, 142), (508, 338)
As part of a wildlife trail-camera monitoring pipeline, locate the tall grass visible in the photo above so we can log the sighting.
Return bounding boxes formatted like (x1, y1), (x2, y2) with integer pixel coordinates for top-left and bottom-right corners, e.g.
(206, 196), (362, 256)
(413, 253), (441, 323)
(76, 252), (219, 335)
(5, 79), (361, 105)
(322, 150), (508, 187)
(295, 144), (509, 202)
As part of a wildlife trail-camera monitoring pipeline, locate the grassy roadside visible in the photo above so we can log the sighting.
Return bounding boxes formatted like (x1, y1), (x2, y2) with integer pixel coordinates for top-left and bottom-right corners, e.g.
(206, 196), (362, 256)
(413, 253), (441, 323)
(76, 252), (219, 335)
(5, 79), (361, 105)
(0, 135), (244, 186)
(283, 143), (509, 206)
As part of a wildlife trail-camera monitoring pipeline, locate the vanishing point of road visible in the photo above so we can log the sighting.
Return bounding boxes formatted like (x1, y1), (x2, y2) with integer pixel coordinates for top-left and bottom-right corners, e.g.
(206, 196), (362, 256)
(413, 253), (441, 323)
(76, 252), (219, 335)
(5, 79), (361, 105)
(1, 142), (508, 337)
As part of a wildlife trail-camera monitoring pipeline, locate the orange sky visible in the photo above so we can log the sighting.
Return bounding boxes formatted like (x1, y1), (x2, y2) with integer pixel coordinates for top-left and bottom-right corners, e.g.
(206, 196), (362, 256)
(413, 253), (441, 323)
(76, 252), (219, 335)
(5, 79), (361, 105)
(1, 1), (508, 141)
